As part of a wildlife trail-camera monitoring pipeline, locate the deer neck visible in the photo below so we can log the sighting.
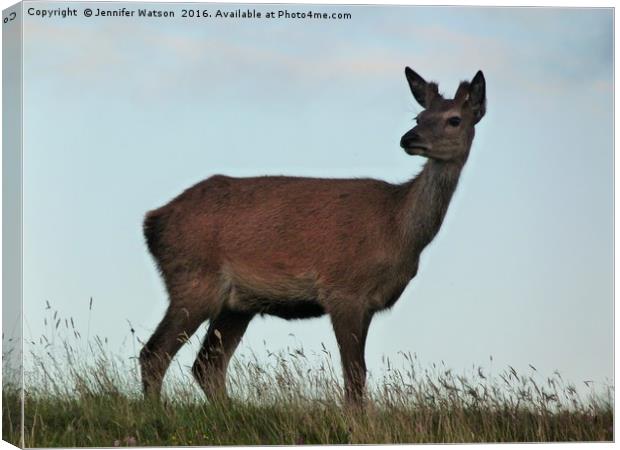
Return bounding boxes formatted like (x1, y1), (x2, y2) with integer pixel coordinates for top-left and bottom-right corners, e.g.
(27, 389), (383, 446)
(399, 159), (465, 256)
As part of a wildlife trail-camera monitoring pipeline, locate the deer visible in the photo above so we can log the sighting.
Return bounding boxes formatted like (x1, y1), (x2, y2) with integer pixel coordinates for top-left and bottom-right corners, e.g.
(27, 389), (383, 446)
(139, 67), (486, 406)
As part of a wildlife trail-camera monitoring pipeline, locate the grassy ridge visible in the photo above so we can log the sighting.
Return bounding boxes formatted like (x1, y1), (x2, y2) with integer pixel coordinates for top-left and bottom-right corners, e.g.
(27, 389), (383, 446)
(3, 388), (613, 447)
(2, 306), (613, 446)
(3, 349), (613, 446)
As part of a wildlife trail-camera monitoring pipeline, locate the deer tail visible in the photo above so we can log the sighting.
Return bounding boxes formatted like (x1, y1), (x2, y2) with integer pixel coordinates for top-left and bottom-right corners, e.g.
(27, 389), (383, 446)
(143, 209), (168, 261)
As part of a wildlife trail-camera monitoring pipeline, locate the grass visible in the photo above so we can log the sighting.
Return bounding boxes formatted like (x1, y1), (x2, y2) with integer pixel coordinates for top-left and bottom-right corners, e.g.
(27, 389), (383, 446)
(2, 306), (614, 447)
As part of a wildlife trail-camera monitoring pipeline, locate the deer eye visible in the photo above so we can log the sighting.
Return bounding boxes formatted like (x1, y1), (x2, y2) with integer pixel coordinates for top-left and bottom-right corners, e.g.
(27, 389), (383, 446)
(447, 116), (461, 127)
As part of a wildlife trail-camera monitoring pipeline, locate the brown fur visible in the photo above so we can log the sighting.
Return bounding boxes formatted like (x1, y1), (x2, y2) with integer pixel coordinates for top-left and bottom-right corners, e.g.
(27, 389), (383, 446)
(140, 67), (487, 406)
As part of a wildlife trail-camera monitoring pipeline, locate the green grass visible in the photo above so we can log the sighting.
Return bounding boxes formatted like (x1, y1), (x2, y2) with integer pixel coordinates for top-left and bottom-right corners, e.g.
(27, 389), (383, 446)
(5, 388), (612, 447)
(2, 307), (614, 447)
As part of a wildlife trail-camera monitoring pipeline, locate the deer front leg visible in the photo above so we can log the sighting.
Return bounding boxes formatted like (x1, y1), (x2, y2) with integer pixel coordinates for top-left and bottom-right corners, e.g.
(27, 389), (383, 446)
(330, 307), (373, 407)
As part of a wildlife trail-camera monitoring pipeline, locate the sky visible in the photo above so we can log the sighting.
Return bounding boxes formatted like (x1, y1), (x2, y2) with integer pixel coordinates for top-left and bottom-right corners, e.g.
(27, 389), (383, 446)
(13, 3), (613, 396)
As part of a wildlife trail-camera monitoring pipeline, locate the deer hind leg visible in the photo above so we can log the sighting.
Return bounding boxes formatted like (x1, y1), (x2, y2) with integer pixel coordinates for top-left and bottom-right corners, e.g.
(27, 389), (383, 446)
(139, 303), (206, 399)
(192, 308), (253, 401)
(140, 272), (222, 399)
(330, 306), (373, 408)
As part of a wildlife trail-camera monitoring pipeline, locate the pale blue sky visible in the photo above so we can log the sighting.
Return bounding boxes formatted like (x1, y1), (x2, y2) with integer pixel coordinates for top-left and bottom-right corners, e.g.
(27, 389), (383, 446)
(19, 3), (613, 394)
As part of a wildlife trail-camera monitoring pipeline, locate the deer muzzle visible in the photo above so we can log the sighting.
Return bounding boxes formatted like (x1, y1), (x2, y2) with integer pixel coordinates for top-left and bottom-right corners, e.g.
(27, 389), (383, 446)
(400, 129), (431, 155)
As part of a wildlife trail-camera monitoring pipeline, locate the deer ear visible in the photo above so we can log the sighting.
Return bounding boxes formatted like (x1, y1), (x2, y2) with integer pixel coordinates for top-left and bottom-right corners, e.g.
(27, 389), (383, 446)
(469, 70), (486, 124)
(405, 67), (437, 108)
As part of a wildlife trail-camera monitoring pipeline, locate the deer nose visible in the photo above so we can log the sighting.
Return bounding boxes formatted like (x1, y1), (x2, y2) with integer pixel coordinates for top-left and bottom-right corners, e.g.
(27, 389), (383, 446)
(400, 130), (422, 149)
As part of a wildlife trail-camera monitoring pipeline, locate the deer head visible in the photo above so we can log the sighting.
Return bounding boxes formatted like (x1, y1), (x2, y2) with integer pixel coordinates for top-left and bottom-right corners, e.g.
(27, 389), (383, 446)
(400, 67), (486, 162)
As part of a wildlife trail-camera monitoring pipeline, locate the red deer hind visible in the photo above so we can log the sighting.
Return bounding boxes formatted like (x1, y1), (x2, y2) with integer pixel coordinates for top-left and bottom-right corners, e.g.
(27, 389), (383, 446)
(140, 67), (486, 405)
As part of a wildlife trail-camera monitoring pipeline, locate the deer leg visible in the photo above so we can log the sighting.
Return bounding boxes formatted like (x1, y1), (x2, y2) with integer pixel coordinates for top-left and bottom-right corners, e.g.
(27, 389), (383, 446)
(140, 305), (206, 399)
(192, 309), (253, 401)
(330, 308), (373, 407)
